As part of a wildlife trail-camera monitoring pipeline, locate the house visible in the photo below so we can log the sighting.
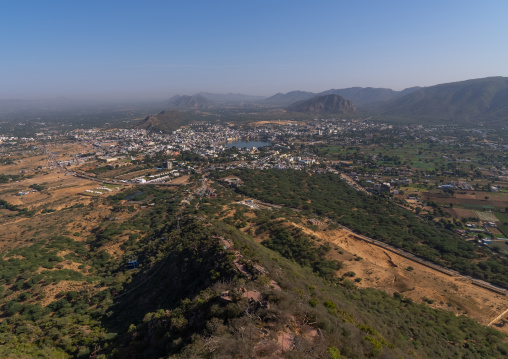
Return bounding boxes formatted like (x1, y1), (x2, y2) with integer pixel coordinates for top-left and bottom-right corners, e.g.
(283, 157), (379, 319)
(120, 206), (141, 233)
(308, 219), (321, 226)
(222, 177), (244, 188)
(483, 221), (497, 228)
(396, 178), (412, 186)
(373, 182), (391, 193)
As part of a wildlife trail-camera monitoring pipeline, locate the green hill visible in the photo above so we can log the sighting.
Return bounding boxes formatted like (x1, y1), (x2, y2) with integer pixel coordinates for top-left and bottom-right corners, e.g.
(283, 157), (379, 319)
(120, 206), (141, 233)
(1, 180), (508, 358)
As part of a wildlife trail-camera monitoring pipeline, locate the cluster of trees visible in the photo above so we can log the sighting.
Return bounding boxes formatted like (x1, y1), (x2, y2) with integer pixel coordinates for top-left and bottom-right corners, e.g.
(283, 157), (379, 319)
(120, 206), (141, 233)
(29, 183), (45, 191)
(0, 198), (34, 216)
(256, 219), (342, 279)
(0, 172), (25, 183)
(0, 234), (114, 358)
(0, 157), (15, 166)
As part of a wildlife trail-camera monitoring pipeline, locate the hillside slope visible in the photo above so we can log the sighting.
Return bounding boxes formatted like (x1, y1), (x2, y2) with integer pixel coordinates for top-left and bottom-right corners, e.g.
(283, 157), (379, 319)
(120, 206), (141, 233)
(110, 216), (508, 359)
(377, 77), (508, 125)
(1, 183), (508, 358)
(287, 94), (356, 114)
(137, 110), (193, 133)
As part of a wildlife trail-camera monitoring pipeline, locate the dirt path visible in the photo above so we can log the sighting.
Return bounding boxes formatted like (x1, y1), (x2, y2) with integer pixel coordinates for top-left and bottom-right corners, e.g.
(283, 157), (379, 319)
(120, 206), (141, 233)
(489, 307), (508, 327)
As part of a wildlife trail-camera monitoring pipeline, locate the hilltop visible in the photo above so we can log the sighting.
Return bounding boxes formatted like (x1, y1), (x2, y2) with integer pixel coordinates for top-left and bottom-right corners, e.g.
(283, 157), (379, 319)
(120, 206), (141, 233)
(137, 110), (195, 133)
(287, 94), (356, 114)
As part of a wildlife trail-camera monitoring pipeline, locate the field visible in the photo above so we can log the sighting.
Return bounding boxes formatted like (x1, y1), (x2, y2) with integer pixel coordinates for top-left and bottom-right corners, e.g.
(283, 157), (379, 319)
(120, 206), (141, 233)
(445, 208), (477, 219)
(421, 191), (508, 213)
(498, 225), (508, 238)
(495, 212), (508, 223)
(0, 143), (133, 250)
(488, 240), (508, 255)
(476, 211), (499, 222)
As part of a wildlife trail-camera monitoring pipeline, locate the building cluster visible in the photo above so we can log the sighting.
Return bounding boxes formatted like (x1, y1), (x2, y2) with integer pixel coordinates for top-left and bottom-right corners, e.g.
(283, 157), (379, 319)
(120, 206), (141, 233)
(0, 135), (35, 144)
(3, 118), (508, 194)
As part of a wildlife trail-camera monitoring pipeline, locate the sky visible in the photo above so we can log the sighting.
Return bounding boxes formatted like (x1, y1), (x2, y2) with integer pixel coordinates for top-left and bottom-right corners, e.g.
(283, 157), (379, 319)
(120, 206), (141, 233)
(1, 0), (507, 99)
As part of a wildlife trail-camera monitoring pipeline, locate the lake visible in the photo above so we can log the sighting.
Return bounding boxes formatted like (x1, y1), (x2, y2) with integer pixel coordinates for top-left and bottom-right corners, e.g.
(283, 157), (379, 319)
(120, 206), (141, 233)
(226, 141), (271, 149)
(125, 191), (144, 200)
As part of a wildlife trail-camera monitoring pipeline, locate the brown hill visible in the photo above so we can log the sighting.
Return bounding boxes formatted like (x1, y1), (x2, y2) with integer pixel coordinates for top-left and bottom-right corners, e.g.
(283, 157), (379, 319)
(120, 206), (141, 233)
(137, 110), (191, 133)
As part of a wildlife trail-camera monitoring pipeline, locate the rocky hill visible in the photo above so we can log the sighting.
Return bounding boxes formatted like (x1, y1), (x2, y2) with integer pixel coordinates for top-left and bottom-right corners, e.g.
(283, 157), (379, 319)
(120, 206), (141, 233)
(287, 94), (356, 114)
(137, 110), (192, 133)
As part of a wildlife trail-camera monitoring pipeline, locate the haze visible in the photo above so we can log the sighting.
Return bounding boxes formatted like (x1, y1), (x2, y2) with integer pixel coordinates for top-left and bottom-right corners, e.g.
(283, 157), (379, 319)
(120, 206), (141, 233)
(2, 0), (508, 100)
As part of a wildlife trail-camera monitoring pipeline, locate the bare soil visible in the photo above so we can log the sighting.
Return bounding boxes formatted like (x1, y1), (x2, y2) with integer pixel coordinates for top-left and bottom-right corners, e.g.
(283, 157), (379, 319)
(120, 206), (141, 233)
(445, 208), (477, 219)
(295, 224), (508, 334)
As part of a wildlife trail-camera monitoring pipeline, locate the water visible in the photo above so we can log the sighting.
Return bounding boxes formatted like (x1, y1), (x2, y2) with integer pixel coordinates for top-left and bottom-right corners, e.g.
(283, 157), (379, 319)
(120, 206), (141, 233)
(226, 140), (271, 149)
(125, 191), (144, 200)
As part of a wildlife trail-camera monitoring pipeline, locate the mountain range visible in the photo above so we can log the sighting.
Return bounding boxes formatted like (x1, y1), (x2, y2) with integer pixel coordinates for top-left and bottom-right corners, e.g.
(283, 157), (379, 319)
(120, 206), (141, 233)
(166, 93), (265, 109)
(166, 86), (422, 109)
(374, 77), (508, 125)
(159, 77), (508, 127)
(264, 87), (421, 107)
(266, 77), (508, 125)
(2, 77), (507, 127)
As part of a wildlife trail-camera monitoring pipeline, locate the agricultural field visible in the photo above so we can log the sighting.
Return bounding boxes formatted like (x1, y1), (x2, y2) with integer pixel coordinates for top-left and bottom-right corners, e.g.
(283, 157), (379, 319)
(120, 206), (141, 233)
(476, 211), (499, 222)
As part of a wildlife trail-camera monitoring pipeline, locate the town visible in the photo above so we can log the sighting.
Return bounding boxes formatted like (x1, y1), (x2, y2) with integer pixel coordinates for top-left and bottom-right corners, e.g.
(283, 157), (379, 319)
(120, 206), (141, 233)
(3, 118), (508, 245)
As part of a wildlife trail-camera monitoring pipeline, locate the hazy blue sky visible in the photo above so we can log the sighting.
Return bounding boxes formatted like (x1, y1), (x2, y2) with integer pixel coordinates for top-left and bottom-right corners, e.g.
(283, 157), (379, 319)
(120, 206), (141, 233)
(1, 0), (507, 99)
